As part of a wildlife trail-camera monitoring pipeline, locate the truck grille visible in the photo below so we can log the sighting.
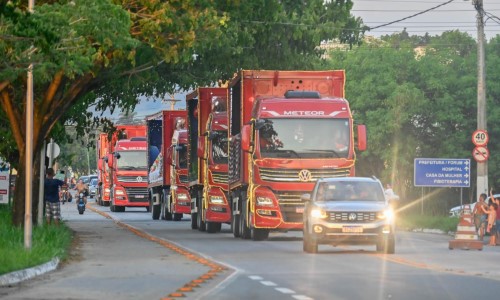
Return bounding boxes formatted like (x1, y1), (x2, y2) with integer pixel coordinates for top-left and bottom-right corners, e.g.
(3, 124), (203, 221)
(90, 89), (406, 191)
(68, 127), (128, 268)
(179, 175), (189, 183)
(276, 191), (307, 223)
(212, 171), (228, 184)
(117, 176), (146, 183)
(329, 212), (377, 223)
(124, 187), (148, 202)
(258, 167), (351, 182)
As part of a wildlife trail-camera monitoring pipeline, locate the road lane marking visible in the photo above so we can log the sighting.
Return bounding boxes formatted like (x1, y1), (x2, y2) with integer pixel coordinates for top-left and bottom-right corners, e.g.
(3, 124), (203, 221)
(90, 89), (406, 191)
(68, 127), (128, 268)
(249, 275), (263, 280)
(261, 280), (277, 286)
(293, 295), (314, 300)
(276, 287), (295, 294)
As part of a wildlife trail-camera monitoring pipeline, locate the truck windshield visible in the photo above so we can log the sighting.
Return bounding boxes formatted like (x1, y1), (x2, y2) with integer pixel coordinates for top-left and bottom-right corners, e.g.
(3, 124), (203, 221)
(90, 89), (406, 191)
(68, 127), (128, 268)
(178, 145), (188, 169)
(258, 118), (350, 158)
(211, 131), (229, 164)
(315, 181), (385, 202)
(116, 151), (147, 170)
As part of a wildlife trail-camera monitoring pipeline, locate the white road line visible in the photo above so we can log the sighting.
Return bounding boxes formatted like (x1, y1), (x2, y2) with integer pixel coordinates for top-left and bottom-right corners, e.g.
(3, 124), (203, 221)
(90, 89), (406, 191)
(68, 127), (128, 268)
(249, 275), (263, 280)
(292, 295), (314, 300)
(275, 287), (295, 294)
(260, 281), (277, 286)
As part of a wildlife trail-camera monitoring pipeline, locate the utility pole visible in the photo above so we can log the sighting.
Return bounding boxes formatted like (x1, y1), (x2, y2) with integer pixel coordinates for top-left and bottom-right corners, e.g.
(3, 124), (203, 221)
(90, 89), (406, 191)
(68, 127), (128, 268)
(474, 0), (488, 200)
(25, 0), (35, 250)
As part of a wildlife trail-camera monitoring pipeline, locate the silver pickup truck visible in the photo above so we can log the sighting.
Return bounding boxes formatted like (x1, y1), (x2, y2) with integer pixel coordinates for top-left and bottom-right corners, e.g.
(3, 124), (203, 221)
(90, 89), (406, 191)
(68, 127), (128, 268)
(302, 177), (398, 254)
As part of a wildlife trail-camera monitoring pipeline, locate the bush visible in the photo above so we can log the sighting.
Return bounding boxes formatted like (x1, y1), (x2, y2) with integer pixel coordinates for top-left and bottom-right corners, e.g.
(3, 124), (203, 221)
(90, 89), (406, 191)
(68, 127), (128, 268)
(397, 213), (460, 233)
(0, 204), (72, 275)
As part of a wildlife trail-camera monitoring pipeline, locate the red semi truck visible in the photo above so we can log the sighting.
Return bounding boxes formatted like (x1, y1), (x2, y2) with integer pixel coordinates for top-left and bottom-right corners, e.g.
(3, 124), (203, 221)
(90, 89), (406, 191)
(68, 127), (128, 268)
(145, 110), (188, 221)
(98, 125), (149, 211)
(96, 133), (110, 206)
(186, 87), (230, 233)
(228, 70), (367, 240)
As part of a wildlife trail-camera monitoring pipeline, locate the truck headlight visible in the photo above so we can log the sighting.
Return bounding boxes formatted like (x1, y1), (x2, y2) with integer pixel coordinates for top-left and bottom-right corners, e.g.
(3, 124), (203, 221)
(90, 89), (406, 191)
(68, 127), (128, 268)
(177, 193), (189, 200)
(311, 208), (327, 219)
(256, 196), (274, 206)
(105, 188), (110, 193)
(115, 190), (125, 195)
(209, 195), (224, 204)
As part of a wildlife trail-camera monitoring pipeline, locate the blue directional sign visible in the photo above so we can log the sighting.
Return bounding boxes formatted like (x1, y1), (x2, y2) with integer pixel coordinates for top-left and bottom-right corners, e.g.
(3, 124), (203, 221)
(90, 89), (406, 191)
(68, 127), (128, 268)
(414, 158), (470, 187)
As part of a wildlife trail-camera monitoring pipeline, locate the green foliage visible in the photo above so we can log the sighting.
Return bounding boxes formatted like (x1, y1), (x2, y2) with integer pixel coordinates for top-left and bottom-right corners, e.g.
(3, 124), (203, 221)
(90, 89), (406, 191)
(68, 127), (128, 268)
(397, 213), (460, 233)
(0, 205), (72, 275)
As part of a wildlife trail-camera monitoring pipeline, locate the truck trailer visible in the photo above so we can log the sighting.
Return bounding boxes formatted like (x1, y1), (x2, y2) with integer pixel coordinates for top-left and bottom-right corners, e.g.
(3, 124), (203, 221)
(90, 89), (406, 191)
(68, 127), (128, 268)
(228, 70), (367, 240)
(146, 110), (188, 220)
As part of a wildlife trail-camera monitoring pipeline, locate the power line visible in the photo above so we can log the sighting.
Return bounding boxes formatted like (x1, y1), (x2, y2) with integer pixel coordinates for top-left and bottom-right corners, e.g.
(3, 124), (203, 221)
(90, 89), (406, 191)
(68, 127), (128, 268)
(369, 0), (458, 30)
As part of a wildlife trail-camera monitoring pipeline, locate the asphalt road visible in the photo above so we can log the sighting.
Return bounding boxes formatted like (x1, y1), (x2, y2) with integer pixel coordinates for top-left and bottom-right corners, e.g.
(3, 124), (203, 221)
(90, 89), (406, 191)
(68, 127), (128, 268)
(1, 199), (499, 300)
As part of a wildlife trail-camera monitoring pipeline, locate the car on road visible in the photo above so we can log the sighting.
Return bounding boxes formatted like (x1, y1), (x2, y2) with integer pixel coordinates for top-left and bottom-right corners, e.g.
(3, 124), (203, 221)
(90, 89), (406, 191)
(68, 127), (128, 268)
(449, 193), (500, 217)
(302, 177), (398, 254)
(89, 178), (98, 198)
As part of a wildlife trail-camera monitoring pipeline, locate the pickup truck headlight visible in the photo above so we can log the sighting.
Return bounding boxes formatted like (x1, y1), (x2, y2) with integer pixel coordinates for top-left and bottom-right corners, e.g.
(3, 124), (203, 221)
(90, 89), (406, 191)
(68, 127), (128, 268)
(310, 208), (327, 219)
(209, 195), (224, 204)
(256, 196), (274, 206)
(377, 209), (394, 221)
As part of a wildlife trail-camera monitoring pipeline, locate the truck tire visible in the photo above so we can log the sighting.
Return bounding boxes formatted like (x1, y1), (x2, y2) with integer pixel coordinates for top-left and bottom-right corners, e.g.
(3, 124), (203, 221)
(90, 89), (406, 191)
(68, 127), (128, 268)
(303, 228), (318, 253)
(162, 192), (173, 220)
(151, 203), (160, 220)
(197, 192), (206, 232)
(191, 212), (198, 229)
(232, 213), (240, 238)
(206, 221), (221, 233)
(239, 194), (251, 239)
(251, 228), (269, 241)
(173, 213), (183, 221)
(116, 206), (125, 212)
(376, 235), (395, 254)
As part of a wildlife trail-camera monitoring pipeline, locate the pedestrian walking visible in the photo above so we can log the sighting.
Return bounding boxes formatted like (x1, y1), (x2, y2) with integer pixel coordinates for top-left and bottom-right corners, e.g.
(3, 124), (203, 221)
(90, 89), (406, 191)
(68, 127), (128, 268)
(44, 168), (66, 225)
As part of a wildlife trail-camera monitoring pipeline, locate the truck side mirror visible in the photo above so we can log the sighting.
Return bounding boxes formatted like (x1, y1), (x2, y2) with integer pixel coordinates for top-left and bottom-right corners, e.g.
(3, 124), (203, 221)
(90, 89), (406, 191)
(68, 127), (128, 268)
(165, 147), (173, 165)
(357, 124), (367, 151)
(197, 136), (206, 159)
(241, 124), (252, 152)
(106, 153), (113, 168)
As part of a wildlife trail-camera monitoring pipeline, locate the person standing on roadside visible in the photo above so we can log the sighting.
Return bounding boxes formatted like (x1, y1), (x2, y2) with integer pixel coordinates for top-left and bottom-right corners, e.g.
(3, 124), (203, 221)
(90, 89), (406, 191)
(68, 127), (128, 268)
(473, 193), (488, 240)
(44, 168), (66, 225)
(489, 189), (500, 245)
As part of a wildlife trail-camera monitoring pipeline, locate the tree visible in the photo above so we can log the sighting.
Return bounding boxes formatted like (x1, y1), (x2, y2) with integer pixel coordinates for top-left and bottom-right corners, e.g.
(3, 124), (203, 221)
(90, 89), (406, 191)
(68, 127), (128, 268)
(1, 0), (365, 225)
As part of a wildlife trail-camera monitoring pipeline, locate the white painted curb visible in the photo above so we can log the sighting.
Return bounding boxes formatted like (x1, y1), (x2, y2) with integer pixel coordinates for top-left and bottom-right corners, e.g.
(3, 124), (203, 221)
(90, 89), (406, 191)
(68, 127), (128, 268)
(0, 257), (60, 286)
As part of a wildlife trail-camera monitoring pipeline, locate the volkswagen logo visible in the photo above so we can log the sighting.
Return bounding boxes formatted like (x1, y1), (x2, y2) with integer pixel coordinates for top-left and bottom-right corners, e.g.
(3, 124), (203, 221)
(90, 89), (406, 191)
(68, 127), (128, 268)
(136, 176), (143, 182)
(348, 213), (357, 221)
(298, 169), (312, 182)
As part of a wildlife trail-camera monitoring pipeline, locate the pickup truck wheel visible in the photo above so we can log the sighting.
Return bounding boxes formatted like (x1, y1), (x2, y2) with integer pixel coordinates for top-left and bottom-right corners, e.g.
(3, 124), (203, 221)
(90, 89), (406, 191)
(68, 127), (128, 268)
(376, 235), (395, 254)
(251, 228), (269, 241)
(303, 229), (318, 253)
(239, 197), (251, 239)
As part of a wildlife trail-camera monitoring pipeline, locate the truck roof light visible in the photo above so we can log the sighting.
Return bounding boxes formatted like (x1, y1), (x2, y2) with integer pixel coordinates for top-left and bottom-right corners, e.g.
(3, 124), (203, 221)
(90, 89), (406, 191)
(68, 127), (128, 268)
(284, 90), (321, 99)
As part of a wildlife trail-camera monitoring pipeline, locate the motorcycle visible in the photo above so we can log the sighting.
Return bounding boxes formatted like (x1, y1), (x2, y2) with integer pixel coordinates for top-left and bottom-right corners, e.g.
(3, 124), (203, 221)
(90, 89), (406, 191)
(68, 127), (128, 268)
(60, 186), (72, 204)
(77, 192), (86, 215)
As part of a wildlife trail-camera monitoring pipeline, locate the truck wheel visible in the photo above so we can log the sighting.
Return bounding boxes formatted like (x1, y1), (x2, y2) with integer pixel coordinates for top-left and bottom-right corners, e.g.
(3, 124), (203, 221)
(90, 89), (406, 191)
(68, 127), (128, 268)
(191, 212), (198, 229)
(173, 213), (183, 221)
(239, 196), (251, 239)
(376, 235), (395, 254)
(110, 203), (115, 212)
(251, 228), (269, 241)
(162, 193), (172, 220)
(197, 192), (206, 232)
(116, 206), (125, 212)
(151, 201), (160, 220)
(303, 229), (318, 253)
(206, 221), (221, 233)
(232, 213), (240, 238)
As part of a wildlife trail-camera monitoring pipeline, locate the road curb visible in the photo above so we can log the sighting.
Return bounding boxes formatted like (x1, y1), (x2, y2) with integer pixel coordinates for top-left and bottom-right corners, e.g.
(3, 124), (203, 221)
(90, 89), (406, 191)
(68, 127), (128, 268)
(0, 257), (60, 286)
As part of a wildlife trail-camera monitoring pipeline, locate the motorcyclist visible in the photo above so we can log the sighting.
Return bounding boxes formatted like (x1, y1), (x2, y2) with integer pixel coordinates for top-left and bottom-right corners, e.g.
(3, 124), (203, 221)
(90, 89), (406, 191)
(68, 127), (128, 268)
(75, 179), (89, 207)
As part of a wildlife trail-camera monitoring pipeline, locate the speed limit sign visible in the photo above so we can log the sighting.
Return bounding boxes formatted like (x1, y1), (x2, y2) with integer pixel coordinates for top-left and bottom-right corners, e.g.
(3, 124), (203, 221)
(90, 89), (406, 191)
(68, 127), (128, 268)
(472, 130), (488, 147)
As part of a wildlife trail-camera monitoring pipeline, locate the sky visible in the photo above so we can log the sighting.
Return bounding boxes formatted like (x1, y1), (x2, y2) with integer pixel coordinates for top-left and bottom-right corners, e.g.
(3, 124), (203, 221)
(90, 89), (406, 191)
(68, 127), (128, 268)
(352, 0), (500, 39)
(115, 0), (500, 119)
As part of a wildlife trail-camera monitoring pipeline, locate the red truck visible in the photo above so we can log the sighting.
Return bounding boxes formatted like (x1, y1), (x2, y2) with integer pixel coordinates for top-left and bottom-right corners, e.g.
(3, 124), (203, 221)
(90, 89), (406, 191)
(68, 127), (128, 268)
(99, 125), (150, 212)
(96, 133), (110, 206)
(228, 70), (367, 240)
(145, 110), (188, 221)
(186, 87), (230, 233)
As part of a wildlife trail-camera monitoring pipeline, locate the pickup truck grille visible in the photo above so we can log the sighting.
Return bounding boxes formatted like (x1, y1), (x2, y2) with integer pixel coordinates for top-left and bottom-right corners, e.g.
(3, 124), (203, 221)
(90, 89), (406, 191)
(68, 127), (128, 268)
(329, 212), (377, 223)
(258, 167), (351, 182)
(124, 187), (148, 202)
(212, 171), (228, 184)
(117, 175), (146, 183)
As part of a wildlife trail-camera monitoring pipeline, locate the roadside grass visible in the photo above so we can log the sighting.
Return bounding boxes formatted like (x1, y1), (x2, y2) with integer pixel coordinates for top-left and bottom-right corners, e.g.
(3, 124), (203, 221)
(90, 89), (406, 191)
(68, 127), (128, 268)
(0, 204), (72, 275)
(397, 213), (460, 233)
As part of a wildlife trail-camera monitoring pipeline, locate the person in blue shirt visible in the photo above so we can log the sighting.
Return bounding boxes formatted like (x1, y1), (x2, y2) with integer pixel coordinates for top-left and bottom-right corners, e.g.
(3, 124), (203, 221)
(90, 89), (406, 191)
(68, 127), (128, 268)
(44, 168), (66, 225)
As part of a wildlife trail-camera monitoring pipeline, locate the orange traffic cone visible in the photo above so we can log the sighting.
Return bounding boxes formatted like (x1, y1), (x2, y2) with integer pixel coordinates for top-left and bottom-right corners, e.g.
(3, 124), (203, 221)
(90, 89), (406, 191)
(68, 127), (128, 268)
(449, 205), (483, 250)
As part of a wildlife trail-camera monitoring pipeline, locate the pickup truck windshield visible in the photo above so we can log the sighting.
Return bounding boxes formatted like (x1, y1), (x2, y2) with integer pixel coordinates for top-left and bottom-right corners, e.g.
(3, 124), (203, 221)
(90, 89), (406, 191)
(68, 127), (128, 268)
(117, 151), (147, 170)
(315, 181), (385, 202)
(258, 118), (350, 158)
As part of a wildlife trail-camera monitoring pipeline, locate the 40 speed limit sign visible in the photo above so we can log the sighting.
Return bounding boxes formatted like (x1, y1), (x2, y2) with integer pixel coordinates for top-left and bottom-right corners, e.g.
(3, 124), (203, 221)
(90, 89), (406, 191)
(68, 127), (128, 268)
(472, 130), (489, 147)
